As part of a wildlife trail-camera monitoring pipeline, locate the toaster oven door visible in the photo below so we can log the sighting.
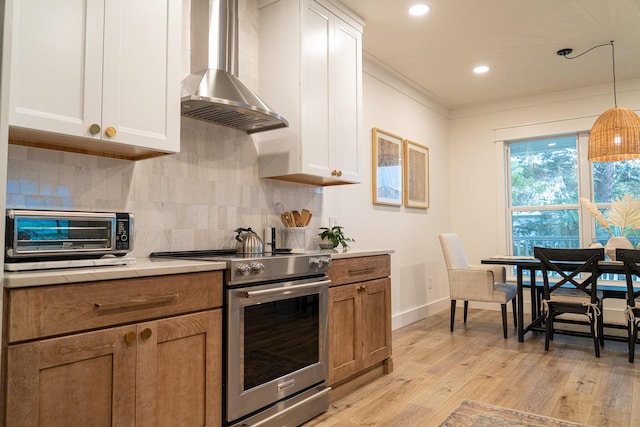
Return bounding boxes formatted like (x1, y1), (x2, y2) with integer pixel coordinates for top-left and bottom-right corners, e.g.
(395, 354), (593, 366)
(6, 210), (117, 258)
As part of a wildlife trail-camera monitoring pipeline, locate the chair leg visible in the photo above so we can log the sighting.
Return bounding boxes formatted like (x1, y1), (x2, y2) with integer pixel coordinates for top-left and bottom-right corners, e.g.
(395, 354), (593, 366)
(501, 303), (508, 339)
(629, 321), (636, 363)
(450, 300), (456, 332)
(511, 297), (517, 328)
(463, 301), (469, 323)
(545, 313), (553, 351)
(598, 311), (605, 348)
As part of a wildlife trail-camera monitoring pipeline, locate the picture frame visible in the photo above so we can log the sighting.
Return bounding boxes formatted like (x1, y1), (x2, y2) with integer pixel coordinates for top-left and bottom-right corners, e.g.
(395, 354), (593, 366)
(403, 139), (429, 209)
(372, 128), (403, 206)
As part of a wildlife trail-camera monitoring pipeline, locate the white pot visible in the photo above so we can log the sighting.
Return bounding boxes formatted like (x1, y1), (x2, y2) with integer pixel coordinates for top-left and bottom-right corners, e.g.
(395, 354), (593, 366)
(604, 236), (634, 260)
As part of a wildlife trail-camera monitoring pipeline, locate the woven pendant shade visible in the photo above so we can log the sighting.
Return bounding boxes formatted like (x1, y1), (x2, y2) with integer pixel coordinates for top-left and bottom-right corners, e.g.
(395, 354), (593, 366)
(588, 106), (640, 162)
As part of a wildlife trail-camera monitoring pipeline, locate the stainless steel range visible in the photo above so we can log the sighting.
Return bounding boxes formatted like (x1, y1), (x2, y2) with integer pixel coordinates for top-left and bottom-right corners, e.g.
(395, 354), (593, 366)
(151, 249), (333, 427)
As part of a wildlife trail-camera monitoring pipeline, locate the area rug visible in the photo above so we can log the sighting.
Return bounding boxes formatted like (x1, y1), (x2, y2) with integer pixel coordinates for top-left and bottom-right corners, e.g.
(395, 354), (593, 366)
(438, 400), (592, 427)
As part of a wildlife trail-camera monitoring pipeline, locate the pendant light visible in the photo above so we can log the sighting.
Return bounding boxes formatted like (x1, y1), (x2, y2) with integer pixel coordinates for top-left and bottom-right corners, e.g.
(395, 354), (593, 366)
(558, 41), (640, 162)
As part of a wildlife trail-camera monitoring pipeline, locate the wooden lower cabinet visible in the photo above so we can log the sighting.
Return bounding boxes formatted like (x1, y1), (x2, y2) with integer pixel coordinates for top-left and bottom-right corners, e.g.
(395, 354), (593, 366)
(3, 271), (223, 427)
(327, 255), (392, 400)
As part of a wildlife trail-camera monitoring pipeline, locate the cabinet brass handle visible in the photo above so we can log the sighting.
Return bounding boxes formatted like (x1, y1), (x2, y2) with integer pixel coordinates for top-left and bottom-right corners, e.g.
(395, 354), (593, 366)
(105, 126), (117, 137)
(331, 170), (338, 176)
(140, 328), (153, 340)
(124, 331), (137, 345)
(357, 285), (367, 292)
(337, 170), (343, 177)
(89, 123), (101, 135)
(95, 294), (179, 311)
(348, 267), (375, 276)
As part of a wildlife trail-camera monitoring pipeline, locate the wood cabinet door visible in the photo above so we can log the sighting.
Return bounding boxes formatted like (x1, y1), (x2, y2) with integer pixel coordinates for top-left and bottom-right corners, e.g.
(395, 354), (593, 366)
(328, 283), (361, 384)
(361, 278), (392, 368)
(136, 310), (222, 427)
(5, 325), (137, 427)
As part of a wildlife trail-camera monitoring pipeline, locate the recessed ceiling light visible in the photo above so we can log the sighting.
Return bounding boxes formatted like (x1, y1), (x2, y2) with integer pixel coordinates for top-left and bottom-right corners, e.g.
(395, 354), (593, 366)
(409, 4), (430, 16)
(473, 65), (490, 74)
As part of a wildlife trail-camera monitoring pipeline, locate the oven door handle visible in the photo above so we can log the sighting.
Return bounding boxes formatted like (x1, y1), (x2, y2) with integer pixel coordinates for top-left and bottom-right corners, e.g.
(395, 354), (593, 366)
(239, 279), (330, 298)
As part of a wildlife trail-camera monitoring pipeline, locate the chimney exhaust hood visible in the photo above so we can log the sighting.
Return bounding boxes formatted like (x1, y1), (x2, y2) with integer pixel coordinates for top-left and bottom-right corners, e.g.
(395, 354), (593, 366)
(181, 0), (288, 134)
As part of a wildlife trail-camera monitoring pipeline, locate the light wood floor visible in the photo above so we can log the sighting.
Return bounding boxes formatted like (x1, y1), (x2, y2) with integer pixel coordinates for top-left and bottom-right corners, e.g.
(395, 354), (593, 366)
(305, 308), (640, 427)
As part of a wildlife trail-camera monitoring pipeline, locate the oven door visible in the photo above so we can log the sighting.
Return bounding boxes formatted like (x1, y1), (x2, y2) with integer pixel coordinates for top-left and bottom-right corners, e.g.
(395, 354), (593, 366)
(226, 276), (329, 423)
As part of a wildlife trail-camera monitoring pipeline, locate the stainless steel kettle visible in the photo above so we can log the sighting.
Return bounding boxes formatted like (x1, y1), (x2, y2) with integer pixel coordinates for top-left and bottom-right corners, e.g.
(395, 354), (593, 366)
(234, 227), (264, 254)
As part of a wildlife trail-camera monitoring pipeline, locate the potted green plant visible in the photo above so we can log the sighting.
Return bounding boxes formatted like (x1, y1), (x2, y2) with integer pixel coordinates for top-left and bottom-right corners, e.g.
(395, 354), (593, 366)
(318, 226), (354, 250)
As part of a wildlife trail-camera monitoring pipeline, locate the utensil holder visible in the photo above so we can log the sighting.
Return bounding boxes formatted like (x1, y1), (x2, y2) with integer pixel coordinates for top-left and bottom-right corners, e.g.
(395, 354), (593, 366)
(283, 227), (306, 252)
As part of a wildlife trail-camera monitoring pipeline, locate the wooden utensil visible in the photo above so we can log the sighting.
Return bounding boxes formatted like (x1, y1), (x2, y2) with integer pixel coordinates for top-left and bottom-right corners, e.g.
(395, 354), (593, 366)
(292, 210), (303, 227)
(283, 212), (295, 227)
(281, 212), (292, 227)
(301, 209), (312, 226)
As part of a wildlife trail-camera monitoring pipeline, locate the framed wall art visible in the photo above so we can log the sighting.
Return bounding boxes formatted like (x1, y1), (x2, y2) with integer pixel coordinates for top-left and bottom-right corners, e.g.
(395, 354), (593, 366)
(372, 128), (403, 206)
(403, 139), (429, 209)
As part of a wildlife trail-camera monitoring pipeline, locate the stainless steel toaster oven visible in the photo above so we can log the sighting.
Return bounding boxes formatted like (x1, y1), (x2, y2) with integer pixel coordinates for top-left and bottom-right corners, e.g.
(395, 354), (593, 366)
(5, 209), (133, 259)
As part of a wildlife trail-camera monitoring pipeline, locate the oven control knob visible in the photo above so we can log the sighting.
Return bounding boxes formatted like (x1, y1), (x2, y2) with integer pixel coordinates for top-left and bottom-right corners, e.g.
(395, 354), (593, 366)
(236, 264), (251, 276)
(250, 262), (265, 275)
(310, 256), (332, 270)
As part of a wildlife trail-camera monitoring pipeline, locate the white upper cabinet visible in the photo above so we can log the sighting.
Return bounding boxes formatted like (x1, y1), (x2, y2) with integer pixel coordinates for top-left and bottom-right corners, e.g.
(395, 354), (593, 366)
(256, 0), (363, 185)
(7, 0), (180, 159)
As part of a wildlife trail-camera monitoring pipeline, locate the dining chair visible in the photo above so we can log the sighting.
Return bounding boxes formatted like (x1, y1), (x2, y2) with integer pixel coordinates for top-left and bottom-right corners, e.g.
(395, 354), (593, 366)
(439, 233), (517, 338)
(533, 247), (605, 357)
(614, 248), (640, 362)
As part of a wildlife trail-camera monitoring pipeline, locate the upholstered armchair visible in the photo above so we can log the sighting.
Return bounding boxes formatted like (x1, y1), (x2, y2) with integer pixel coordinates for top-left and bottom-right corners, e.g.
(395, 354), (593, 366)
(439, 233), (517, 338)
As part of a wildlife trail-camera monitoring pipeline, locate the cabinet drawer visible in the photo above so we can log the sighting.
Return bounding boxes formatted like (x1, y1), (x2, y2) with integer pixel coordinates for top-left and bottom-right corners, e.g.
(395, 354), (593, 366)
(7, 271), (222, 343)
(327, 255), (390, 286)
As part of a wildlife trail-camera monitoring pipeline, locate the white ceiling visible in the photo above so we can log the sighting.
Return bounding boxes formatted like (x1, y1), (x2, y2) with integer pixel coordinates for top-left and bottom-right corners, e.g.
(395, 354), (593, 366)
(339, 0), (640, 109)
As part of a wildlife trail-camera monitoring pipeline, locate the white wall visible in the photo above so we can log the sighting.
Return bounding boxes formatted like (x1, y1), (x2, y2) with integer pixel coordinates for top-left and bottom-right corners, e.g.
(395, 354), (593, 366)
(324, 57), (452, 330)
(448, 77), (640, 265)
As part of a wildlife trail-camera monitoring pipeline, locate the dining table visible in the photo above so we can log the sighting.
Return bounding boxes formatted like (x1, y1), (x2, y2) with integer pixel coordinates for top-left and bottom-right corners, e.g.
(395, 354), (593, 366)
(480, 256), (629, 342)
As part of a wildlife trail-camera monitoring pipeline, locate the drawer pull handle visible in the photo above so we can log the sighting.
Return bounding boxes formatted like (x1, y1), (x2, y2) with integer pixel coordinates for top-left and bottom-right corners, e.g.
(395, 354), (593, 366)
(140, 328), (153, 340)
(124, 331), (137, 345)
(358, 285), (367, 292)
(348, 267), (375, 276)
(95, 294), (179, 311)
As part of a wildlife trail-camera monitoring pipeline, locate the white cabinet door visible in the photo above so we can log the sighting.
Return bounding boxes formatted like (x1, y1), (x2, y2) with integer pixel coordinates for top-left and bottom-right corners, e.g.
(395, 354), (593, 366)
(9, 0), (104, 138)
(258, 0), (363, 185)
(301, 0), (331, 178)
(101, 0), (180, 152)
(302, 1), (361, 183)
(9, 0), (180, 154)
(331, 17), (361, 182)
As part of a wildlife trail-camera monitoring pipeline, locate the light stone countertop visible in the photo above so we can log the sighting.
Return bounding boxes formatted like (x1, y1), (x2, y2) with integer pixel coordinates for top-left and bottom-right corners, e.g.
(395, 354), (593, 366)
(3, 249), (394, 289)
(4, 257), (227, 288)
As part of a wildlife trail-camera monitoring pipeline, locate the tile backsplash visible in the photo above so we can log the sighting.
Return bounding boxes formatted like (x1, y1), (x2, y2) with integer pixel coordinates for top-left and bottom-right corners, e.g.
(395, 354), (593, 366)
(6, 119), (323, 256)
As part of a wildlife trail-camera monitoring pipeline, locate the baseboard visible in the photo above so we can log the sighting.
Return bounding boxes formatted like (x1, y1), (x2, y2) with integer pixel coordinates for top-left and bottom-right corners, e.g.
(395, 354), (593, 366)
(392, 297), (449, 330)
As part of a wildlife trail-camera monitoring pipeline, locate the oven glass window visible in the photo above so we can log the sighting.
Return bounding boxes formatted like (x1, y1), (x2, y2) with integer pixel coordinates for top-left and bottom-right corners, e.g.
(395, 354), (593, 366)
(243, 294), (319, 391)
(16, 218), (112, 251)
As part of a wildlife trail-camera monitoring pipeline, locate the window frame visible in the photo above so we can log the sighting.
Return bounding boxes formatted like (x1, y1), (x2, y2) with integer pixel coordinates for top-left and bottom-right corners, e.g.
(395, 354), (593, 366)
(504, 132), (594, 253)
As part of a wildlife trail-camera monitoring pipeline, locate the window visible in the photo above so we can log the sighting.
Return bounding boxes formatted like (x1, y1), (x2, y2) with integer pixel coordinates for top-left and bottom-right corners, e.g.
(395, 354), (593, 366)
(506, 133), (640, 257)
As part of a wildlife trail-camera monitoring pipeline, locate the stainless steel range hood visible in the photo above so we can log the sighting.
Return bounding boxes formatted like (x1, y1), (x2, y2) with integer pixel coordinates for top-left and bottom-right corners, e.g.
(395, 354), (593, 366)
(182, 0), (288, 134)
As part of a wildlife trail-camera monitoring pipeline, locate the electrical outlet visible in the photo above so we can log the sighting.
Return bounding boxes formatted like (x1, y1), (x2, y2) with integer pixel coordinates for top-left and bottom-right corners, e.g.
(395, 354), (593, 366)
(428, 277), (433, 289)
